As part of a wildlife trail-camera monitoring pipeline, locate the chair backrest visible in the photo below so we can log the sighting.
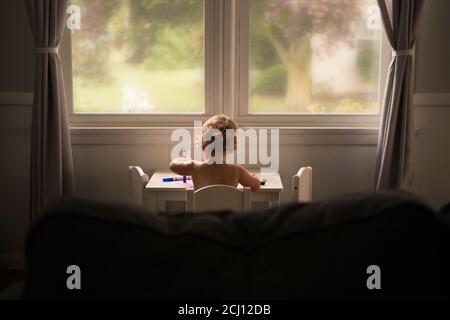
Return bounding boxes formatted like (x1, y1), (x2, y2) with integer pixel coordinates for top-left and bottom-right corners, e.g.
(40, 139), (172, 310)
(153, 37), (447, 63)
(186, 185), (251, 213)
(128, 166), (150, 206)
(292, 166), (313, 202)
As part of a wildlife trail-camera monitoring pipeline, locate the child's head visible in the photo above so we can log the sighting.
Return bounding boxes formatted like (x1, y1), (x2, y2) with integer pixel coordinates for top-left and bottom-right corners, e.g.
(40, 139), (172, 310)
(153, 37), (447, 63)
(201, 114), (237, 158)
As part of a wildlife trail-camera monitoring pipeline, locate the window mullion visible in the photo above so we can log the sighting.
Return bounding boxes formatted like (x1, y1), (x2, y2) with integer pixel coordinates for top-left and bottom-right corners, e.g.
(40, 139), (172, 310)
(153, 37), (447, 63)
(223, 0), (235, 118)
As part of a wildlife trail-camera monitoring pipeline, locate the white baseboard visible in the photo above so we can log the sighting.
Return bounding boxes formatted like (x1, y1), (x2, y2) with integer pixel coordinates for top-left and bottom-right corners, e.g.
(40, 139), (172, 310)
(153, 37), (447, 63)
(0, 255), (24, 270)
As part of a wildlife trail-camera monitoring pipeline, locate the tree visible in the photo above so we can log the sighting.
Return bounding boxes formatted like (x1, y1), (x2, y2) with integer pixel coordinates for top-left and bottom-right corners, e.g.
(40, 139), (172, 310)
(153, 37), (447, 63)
(72, 0), (121, 82)
(253, 0), (359, 110)
(73, 0), (202, 80)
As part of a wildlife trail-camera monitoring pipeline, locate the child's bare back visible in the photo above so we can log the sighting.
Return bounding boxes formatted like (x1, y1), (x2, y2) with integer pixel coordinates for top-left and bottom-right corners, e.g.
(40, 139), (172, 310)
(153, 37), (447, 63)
(191, 162), (240, 190)
(170, 159), (260, 191)
(169, 115), (260, 192)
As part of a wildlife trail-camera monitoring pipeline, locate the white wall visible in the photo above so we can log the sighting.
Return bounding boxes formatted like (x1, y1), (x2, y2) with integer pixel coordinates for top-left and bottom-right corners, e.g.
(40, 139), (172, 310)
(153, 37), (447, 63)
(414, 0), (450, 208)
(0, 99), (31, 269)
(0, 0), (34, 269)
(1, 0), (450, 269)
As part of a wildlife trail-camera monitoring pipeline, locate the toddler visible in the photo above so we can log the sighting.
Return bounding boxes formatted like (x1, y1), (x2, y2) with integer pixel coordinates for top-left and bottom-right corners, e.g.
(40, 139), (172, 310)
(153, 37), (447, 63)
(169, 115), (260, 192)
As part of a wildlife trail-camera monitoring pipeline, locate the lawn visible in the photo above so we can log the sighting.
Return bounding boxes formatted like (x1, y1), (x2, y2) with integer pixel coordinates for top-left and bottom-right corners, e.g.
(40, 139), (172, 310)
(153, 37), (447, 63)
(73, 62), (377, 114)
(74, 63), (204, 113)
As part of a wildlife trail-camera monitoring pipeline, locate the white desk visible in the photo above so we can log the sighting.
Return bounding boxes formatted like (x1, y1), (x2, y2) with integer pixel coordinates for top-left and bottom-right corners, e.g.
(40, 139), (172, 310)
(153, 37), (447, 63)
(144, 170), (283, 212)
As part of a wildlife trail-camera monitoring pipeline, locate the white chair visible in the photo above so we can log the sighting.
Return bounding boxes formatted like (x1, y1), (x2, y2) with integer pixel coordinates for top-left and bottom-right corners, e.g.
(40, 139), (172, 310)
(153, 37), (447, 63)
(128, 166), (150, 207)
(292, 166), (313, 203)
(186, 185), (251, 213)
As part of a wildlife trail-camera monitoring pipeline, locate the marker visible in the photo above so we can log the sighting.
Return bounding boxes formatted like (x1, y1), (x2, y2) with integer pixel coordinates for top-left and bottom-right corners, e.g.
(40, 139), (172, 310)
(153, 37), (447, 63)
(163, 176), (192, 182)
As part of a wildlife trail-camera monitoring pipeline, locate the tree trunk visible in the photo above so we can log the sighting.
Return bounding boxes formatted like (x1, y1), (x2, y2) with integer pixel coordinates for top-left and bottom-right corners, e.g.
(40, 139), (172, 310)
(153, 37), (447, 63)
(284, 39), (312, 112)
(285, 63), (311, 111)
(128, 0), (154, 64)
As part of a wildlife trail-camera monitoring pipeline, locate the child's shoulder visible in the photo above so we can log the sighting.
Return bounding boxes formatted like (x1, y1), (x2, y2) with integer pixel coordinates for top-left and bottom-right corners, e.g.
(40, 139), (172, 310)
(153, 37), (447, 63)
(195, 162), (242, 172)
(225, 163), (245, 175)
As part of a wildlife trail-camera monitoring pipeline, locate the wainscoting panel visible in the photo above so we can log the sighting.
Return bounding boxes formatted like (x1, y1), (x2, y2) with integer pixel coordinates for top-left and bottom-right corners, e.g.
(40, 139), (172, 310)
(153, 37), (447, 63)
(415, 92), (450, 209)
(415, 106), (448, 208)
(0, 103), (31, 269)
(278, 145), (377, 203)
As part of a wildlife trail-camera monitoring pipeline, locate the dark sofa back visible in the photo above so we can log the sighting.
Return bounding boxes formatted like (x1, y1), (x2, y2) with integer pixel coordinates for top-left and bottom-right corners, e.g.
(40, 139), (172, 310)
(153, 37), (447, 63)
(24, 192), (448, 299)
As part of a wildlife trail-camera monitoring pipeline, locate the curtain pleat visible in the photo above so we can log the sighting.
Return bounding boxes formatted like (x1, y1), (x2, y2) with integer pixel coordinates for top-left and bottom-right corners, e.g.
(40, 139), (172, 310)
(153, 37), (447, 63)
(375, 0), (425, 191)
(24, 0), (74, 218)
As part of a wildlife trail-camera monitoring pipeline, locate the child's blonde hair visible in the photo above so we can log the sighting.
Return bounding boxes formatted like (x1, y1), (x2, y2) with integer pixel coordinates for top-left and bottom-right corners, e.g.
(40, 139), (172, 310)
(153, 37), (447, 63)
(200, 114), (237, 155)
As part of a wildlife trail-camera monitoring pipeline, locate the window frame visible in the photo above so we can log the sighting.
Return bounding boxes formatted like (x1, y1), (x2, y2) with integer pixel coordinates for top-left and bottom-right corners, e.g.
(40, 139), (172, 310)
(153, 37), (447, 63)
(64, 0), (391, 128)
(231, 0), (392, 128)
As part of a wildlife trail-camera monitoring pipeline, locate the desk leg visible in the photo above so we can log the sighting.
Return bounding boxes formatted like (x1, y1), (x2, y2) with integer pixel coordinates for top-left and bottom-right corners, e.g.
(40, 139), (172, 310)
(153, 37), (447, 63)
(149, 192), (157, 212)
(270, 192), (280, 208)
(143, 192), (150, 210)
(157, 196), (167, 213)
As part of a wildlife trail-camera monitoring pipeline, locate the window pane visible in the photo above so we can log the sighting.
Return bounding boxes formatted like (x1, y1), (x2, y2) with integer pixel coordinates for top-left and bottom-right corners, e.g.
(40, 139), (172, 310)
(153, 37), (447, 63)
(249, 0), (382, 114)
(71, 0), (204, 113)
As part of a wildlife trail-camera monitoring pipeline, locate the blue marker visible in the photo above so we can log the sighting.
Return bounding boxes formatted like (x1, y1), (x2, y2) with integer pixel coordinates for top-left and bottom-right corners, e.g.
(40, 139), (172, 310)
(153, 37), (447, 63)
(163, 176), (192, 182)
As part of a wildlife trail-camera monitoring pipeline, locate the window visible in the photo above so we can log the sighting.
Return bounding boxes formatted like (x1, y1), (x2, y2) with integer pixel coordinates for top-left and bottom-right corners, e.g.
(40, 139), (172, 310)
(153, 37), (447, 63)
(67, 0), (388, 126)
(247, 0), (382, 114)
(70, 0), (214, 115)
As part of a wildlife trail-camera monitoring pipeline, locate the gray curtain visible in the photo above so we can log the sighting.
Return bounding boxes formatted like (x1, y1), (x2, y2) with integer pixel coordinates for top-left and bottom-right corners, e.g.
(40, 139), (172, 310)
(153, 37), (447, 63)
(25, 0), (74, 218)
(375, 0), (425, 191)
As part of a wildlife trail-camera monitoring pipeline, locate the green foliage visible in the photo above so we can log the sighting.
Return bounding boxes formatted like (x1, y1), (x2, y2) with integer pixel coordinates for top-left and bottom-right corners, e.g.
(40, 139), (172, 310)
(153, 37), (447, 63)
(143, 24), (203, 70)
(72, 0), (122, 83)
(127, 0), (203, 64)
(251, 64), (287, 95)
(250, 30), (281, 69)
(357, 47), (379, 83)
(72, 42), (112, 85)
(250, 0), (280, 69)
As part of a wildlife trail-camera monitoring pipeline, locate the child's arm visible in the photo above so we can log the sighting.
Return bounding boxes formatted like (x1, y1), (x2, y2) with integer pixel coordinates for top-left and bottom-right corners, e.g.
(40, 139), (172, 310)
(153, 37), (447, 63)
(238, 166), (260, 192)
(169, 158), (198, 176)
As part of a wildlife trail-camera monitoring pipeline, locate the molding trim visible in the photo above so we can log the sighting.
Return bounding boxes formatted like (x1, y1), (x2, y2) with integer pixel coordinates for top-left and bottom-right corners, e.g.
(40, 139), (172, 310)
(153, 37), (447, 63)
(0, 254), (24, 270)
(414, 93), (450, 106)
(0, 92), (33, 106)
(70, 127), (379, 146)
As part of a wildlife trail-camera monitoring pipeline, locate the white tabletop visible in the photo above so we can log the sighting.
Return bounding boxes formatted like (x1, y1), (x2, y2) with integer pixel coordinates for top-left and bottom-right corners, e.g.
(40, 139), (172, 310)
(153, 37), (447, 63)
(145, 170), (283, 192)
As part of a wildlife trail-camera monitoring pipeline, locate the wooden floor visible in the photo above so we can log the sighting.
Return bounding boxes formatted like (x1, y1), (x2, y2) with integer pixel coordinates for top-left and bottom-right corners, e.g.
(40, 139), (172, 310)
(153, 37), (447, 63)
(0, 270), (23, 296)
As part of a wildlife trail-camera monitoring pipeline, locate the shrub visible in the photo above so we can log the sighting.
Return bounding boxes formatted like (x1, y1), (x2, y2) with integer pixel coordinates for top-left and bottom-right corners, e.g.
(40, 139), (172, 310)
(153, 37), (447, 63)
(251, 64), (287, 96)
(356, 47), (379, 83)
